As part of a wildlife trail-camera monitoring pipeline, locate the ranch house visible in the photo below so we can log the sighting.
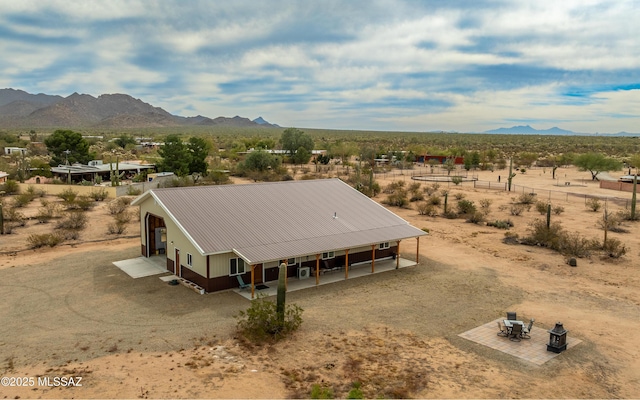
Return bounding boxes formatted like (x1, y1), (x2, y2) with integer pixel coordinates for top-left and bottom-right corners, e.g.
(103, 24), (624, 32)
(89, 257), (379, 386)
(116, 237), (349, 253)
(131, 179), (427, 297)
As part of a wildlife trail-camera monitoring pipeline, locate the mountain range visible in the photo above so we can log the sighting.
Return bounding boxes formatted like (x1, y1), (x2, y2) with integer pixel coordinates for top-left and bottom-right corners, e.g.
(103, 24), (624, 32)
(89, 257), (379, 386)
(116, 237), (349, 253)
(484, 124), (638, 136)
(0, 88), (279, 129)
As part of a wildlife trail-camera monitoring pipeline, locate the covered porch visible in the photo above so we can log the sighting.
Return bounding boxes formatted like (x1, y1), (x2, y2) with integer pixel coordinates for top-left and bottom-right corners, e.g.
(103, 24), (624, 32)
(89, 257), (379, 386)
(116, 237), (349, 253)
(234, 257), (417, 300)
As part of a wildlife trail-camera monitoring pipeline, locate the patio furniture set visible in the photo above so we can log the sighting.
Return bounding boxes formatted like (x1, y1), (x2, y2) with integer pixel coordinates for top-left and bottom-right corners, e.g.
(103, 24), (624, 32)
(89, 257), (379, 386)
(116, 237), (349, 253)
(497, 312), (535, 342)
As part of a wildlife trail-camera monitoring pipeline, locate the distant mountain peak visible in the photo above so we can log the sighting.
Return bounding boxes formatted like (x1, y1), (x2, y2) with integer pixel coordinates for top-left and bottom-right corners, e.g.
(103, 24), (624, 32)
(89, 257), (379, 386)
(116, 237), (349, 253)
(485, 125), (575, 135)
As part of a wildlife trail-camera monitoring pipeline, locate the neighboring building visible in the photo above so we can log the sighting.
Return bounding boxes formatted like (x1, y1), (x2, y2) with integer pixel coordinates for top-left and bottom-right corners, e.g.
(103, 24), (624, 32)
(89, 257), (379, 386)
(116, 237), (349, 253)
(3, 147), (27, 156)
(51, 160), (155, 183)
(416, 155), (465, 165)
(0, 171), (9, 183)
(131, 179), (427, 296)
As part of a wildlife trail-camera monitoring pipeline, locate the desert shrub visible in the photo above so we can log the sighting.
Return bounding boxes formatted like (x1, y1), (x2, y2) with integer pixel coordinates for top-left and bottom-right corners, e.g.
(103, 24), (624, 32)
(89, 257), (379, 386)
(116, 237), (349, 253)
(107, 222), (127, 234)
(347, 382), (364, 399)
(428, 194), (441, 206)
(600, 238), (627, 258)
(510, 204), (527, 216)
(384, 189), (409, 208)
(517, 192), (536, 205)
(467, 211), (485, 224)
(69, 195), (95, 211)
(558, 232), (592, 258)
(408, 182), (421, 192)
(443, 210), (458, 219)
(126, 186), (142, 196)
(13, 192), (35, 208)
(487, 219), (514, 229)
(58, 229), (80, 240)
(524, 219), (563, 250)
(2, 180), (20, 194)
(3, 207), (25, 225)
(409, 190), (424, 202)
(108, 198), (129, 215)
(552, 205), (565, 215)
(235, 295), (303, 342)
(424, 183), (440, 196)
(535, 201), (549, 215)
(440, 189), (449, 197)
(457, 199), (476, 215)
(55, 211), (87, 230)
(27, 233), (64, 248)
(57, 188), (78, 204)
(310, 384), (334, 399)
(503, 231), (520, 244)
(416, 202), (437, 216)
(454, 192), (465, 200)
(479, 198), (492, 214)
(119, 196), (133, 205)
(451, 176), (463, 185)
(383, 181), (405, 194)
(586, 197), (601, 212)
(89, 188), (109, 201)
(598, 212), (628, 233)
(36, 202), (63, 223)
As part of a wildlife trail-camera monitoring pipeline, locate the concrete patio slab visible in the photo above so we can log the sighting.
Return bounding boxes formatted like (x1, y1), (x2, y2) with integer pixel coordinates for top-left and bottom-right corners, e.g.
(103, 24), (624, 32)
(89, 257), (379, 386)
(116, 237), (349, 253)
(459, 318), (582, 365)
(113, 256), (168, 278)
(233, 257), (417, 300)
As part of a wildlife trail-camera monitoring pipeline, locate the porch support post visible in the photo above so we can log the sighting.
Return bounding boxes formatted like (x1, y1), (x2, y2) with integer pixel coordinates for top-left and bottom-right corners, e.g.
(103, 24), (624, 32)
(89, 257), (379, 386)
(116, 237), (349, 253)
(371, 244), (376, 273)
(315, 254), (320, 286)
(396, 240), (401, 269)
(345, 249), (350, 279)
(416, 236), (420, 263)
(250, 264), (255, 299)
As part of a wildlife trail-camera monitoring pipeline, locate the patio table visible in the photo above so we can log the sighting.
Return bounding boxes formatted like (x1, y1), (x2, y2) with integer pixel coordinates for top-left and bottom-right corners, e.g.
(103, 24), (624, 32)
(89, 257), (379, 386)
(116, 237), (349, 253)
(503, 320), (524, 335)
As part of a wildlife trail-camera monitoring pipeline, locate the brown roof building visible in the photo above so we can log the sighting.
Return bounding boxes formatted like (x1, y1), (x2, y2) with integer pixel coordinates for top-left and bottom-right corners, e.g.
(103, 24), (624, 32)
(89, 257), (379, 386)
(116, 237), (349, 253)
(132, 179), (426, 296)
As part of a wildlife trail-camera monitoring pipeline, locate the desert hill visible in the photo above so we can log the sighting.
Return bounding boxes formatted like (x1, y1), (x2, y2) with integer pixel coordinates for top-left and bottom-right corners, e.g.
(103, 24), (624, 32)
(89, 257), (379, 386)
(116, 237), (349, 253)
(0, 88), (278, 129)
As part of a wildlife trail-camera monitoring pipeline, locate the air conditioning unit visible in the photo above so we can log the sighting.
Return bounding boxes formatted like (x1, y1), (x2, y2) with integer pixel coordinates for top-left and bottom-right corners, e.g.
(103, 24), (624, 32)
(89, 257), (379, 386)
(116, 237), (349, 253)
(297, 266), (310, 280)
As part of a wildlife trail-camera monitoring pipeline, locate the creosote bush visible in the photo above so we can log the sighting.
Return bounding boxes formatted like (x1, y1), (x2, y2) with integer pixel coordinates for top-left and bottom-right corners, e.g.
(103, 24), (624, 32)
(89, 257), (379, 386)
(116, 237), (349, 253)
(235, 295), (303, 343)
(55, 211), (88, 230)
(416, 202), (438, 216)
(384, 189), (409, 208)
(510, 203), (527, 216)
(456, 199), (476, 215)
(553, 205), (565, 215)
(517, 192), (537, 205)
(487, 219), (514, 229)
(586, 197), (602, 212)
(535, 201), (549, 215)
(27, 233), (64, 248)
(57, 188), (78, 204)
(89, 188), (109, 201)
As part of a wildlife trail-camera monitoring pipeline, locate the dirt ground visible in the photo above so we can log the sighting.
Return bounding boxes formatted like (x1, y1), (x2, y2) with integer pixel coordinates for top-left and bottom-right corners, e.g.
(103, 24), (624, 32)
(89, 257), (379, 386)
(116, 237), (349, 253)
(1, 165), (639, 398)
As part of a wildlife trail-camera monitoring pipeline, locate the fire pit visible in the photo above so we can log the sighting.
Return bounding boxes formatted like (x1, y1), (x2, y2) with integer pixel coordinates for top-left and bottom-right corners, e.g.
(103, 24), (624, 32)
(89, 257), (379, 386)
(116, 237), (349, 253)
(547, 322), (568, 353)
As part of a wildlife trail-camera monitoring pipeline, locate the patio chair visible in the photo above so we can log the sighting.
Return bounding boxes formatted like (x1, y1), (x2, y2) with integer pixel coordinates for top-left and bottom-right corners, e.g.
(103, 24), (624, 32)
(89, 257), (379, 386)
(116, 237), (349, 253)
(521, 319), (535, 339)
(497, 321), (509, 337)
(236, 275), (250, 290)
(509, 323), (523, 342)
(506, 311), (517, 320)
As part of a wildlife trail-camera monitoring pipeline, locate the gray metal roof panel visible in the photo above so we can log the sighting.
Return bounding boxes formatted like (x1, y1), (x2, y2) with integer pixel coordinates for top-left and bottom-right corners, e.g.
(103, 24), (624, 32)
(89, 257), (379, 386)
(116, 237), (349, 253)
(149, 179), (426, 261)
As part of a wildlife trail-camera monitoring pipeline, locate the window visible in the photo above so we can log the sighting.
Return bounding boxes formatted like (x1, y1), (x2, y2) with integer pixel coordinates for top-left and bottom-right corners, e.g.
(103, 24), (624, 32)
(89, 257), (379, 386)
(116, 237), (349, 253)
(287, 257), (297, 266)
(229, 258), (246, 276)
(379, 242), (390, 250)
(187, 253), (193, 267)
(322, 251), (335, 260)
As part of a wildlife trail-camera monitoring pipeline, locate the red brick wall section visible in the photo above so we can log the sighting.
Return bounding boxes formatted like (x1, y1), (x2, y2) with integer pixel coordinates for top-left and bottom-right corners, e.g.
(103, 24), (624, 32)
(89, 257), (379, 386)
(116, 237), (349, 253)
(600, 180), (636, 193)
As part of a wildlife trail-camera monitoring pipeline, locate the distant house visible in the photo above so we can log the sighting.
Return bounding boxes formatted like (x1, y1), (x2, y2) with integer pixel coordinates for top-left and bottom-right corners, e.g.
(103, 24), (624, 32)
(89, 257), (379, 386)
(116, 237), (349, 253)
(416, 155), (464, 165)
(0, 171), (9, 183)
(3, 147), (27, 156)
(50, 160), (155, 183)
(131, 179), (427, 296)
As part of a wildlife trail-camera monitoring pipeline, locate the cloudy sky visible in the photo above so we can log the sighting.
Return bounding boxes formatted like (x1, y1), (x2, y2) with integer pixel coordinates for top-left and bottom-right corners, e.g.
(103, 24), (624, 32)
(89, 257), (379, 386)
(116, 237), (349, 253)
(1, 1), (639, 133)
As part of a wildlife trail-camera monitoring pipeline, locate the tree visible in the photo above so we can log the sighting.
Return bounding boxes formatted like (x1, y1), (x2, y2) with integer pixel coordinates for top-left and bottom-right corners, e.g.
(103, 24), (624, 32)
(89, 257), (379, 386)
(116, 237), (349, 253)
(573, 152), (621, 181)
(628, 154), (640, 174)
(291, 146), (311, 165)
(187, 137), (211, 175)
(242, 150), (280, 172)
(281, 128), (313, 160)
(157, 135), (190, 176)
(44, 130), (95, 166)
(114, 134), (136, 149)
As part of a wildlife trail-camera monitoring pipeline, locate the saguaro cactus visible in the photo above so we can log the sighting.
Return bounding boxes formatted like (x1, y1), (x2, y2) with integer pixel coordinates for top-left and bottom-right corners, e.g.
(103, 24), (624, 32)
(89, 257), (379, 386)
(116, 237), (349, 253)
(276, 262), (287, 326)
(0, 203), (4, 235)
(632, 175), (637, 220)
(546, 203), (551, 229)
(443, 192), (448, 213)
(507, 158), (516, 191)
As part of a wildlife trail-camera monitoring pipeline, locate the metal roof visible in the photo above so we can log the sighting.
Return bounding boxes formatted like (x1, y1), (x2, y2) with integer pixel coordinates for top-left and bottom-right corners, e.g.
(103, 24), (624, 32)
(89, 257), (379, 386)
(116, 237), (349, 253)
(134, 179), (426, 265)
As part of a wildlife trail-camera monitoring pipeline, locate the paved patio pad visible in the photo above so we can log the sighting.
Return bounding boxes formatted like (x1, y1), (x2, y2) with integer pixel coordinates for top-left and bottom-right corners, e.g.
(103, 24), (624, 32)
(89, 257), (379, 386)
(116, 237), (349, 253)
(459, 319), (582, 365)
(112, 256), (168, 278)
